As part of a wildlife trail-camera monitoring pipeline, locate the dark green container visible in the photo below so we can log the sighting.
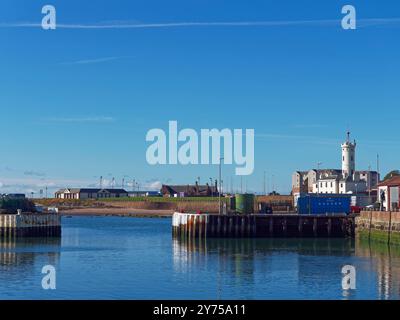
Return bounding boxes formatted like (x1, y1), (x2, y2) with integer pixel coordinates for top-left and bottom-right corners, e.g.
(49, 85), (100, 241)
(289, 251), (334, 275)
(229, 196), (236, 211)
(235, 194), (255, 214)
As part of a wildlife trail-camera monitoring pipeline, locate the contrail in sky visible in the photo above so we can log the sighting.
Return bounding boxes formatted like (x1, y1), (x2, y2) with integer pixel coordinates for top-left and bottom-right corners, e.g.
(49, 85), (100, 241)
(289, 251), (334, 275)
(1, 18), (400, 29)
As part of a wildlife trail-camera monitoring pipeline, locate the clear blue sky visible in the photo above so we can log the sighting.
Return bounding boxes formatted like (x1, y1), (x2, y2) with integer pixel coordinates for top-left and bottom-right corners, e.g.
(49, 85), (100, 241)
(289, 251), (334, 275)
(0, 0), (399, 195)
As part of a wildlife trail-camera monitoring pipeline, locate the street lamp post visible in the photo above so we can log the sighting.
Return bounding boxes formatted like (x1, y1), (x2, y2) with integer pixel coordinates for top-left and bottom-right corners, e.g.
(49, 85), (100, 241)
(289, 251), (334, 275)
(219, 157), (224, 215)
(272, 175), (275, 194)
(368, 165), (371, 198)
(263, 171), (266, 195)
(317, 162), (323, 195)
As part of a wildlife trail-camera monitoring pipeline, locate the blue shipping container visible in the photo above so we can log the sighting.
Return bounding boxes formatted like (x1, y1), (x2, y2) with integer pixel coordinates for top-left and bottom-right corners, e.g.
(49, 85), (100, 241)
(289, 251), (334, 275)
(297, 196), (351, 215)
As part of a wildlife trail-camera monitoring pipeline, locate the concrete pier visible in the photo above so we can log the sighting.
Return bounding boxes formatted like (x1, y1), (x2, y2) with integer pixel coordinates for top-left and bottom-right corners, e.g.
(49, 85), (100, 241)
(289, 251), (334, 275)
(0, 214), (61, 238)
(172, 212), (355, 239)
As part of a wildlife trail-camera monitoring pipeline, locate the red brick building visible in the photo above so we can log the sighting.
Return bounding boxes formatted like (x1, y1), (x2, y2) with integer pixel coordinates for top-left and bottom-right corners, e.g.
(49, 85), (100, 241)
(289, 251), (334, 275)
(378, 176), (400, 211)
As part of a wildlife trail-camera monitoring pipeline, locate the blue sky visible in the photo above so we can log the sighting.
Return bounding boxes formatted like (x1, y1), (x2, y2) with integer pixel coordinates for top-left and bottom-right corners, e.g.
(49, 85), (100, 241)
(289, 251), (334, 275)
(0, 0), (399, 195)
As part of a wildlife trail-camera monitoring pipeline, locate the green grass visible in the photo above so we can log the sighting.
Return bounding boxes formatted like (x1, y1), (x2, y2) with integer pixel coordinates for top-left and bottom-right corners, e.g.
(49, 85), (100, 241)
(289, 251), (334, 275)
(99, 196), (227, 203)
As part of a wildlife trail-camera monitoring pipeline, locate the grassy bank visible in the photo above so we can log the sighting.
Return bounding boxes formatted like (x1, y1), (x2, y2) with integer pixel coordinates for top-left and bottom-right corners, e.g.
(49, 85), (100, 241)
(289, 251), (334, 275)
(35, 197), (228, 206)
(34, 197), (228, 214)
(99, 196), (226, 202)
(34, 196), (293, 214)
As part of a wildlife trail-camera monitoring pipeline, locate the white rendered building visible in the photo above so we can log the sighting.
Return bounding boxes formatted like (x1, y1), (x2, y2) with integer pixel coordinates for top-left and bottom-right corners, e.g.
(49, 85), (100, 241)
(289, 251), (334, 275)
(292, 132), (379, 196)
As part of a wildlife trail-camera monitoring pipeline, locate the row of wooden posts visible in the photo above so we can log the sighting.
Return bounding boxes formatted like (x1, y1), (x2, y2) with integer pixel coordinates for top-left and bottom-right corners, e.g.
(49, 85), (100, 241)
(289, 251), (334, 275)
(172, 213), (355, 239)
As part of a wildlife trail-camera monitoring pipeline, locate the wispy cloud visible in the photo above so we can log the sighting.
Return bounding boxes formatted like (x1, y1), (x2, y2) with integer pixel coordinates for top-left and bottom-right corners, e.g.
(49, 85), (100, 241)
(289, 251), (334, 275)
(256, 132), (400, 149)
(1, 18), (400, 30)
(125, 181), (163, 191)
(87, 178), (163, 191)
(0, 20), (337, 29)
(0, 177), (90, 195)
(256, 133), (339, 146)
(293, 124), (328, 129)
(44, 116), (116, 123)
(60, 56), (122, 65)
(144, 180), (163, 190)
(24, 170), (46, 177)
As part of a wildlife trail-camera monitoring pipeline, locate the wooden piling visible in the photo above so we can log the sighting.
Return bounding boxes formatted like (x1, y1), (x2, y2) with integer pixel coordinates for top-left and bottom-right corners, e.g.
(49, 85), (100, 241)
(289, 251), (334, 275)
(234, 216), (239, 237)
(172, 212), (355, 239)
(313, 218), (318, 237)
(298, 217), (303, 236)
(228, 217), (233, 237)
(327, 218), (332, 237)
(269, 217), (274, 236)
(283, 218), (288, 237)
(388, 210), (392, 245)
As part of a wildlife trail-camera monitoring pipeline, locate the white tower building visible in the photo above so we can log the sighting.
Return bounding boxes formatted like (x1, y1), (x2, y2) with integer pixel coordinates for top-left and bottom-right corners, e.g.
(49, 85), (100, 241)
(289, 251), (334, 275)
(341, 131), (356, 179)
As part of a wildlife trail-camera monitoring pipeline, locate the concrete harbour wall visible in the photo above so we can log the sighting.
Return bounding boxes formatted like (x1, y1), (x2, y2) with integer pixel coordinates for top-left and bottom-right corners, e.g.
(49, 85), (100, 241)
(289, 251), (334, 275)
(0, 214), (61, 238)
(356, 211), (400, 245)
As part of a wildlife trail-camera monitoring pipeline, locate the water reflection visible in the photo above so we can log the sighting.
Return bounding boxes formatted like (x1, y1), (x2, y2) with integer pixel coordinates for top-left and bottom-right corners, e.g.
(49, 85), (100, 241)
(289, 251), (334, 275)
(1, 217), (400, 300)
(0, 238), (61, 282)
(356, 239), (400, 300)
(173, 238), (356, 270)
(173, 236), (400, 300)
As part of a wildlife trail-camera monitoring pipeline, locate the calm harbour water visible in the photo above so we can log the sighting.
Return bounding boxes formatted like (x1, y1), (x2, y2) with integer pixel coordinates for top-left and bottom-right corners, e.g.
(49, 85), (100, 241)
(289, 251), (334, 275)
(0, 216), (399, 300)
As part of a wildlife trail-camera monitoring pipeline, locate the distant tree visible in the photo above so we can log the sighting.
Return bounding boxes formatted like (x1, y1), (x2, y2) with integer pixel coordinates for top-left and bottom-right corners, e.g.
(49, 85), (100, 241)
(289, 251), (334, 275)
(383, 170), (400, 181)
(269, 191), (281, 196)
(0, 198), (36, 214)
